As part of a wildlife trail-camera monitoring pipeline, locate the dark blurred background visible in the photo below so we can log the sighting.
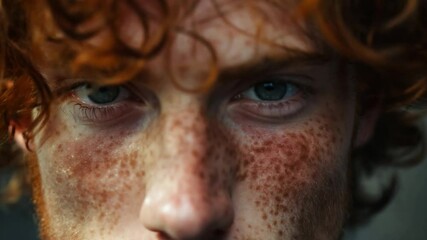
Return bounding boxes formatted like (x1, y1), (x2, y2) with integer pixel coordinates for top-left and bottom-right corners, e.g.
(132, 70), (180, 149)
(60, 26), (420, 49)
(0, 196), (38, 240)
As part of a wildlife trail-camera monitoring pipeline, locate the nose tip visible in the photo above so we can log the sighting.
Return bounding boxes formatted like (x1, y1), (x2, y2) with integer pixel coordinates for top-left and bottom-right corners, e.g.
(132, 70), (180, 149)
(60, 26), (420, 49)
(140, 188), (234, 239)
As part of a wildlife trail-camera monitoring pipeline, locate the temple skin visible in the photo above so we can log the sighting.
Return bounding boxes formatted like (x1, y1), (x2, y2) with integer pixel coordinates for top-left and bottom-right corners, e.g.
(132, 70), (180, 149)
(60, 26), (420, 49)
(15, 1), (374, 240)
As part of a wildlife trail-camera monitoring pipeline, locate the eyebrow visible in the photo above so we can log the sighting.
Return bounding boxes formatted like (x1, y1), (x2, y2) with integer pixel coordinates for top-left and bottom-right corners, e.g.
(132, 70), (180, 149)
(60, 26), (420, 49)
(217, 51), (331, 81)
(47, 42), (330, 93)
(203, 51), (331, 101)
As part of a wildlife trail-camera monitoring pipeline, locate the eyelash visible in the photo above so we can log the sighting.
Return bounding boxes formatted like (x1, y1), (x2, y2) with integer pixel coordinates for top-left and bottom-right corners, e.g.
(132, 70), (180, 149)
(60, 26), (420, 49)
(71, 103), (131, 123)
(61, 76), (311, 124)
(230, 79), (312, 121)
(66, 83), (143, 124)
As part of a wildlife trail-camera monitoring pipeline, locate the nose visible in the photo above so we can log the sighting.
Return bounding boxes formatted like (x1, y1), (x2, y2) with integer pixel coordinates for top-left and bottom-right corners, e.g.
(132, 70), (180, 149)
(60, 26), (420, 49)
(141, 185), (233, 239)
(140, 110), (234, 239)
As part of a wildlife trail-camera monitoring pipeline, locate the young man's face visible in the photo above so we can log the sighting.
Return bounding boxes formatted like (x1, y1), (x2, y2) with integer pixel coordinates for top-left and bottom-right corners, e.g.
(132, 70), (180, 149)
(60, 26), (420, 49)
(23, 1), (360, 240)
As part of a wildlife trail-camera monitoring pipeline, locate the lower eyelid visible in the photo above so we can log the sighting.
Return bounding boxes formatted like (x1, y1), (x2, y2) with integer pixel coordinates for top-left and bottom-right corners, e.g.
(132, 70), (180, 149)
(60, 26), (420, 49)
(227, 90), (309, 121)
(71, 103), (125, 122)
(69, 100), (144, 125)
(56, 82), (150, 125)
(238, 97), (305, 111)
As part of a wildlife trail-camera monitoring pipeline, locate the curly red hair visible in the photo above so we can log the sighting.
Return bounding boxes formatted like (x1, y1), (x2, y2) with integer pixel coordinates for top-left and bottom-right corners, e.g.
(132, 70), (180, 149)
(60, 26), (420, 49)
(1, 0), (427, 227)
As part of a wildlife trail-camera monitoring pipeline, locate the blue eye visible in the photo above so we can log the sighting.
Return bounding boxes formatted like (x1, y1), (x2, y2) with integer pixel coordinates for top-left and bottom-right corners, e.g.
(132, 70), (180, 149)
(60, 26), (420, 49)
(254, 82), (290, 101)
(240, 80), (299, 102)
(69, 82), (146, 124)
(73, 84), (130, 106)
(88, 86), (120, 104)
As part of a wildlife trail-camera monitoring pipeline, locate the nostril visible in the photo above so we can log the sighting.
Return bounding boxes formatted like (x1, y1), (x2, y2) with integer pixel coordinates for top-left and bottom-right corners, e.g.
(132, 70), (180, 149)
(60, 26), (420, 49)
(155, 231), (172, 240)
(154, 227), (228, 240)
(140, 189), (234, 240)
(212, 228), (229, 237)
(153, 228), (228, 240)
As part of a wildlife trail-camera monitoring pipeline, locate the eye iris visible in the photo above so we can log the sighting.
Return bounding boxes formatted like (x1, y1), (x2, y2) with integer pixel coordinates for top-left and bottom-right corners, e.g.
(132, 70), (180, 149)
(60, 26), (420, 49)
(88, 86), (120, 104)
(254, 82), (287, 101)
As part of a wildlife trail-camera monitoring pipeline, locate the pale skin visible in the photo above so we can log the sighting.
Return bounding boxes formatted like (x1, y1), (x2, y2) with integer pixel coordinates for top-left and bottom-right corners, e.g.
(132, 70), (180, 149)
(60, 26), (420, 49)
(14, 1), (376, 240)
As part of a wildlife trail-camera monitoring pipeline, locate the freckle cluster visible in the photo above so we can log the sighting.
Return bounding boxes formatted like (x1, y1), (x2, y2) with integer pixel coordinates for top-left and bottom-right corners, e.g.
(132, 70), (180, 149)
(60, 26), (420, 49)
(233, 113), (347, 239)
(33, 100), (350, 239)
(44, 127), (146, 239)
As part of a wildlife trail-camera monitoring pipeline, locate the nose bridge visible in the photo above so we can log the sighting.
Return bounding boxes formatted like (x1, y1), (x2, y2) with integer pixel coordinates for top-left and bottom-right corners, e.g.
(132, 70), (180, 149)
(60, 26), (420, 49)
(140, 107), (234, 239)
(162, 108), (208, 166)
(157, 108), (212, 194)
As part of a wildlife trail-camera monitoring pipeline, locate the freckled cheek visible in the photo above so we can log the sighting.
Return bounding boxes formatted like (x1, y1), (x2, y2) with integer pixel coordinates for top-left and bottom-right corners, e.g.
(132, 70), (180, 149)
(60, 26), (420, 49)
(242, 138), (310, 189)
(239, 134), (325, 182)
(38, 131), (145, 209)
(235, 123), (347, 225)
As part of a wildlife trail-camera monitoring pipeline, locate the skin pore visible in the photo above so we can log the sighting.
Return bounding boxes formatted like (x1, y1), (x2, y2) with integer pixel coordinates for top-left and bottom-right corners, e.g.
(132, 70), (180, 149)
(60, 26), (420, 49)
(18, 1), (361, 240)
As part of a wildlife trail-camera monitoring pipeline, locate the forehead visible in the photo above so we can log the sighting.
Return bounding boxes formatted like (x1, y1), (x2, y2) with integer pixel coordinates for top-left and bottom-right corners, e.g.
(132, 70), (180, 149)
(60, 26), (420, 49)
(122, 0), (313, 63)
(36, 0), (322, 87)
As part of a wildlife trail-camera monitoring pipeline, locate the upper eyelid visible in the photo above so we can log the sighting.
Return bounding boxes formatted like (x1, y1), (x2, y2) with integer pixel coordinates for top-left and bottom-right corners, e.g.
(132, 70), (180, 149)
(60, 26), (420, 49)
(232, 73), (313, 95)
(239, 81), (306, 100)
(52, 80), (101, 98)
(262, 74), (312, 86)
(206, 72), (315, 106)
(53, 81), (85, 97)
(53, 80), (157, 113)
(54, 80), (133, 96)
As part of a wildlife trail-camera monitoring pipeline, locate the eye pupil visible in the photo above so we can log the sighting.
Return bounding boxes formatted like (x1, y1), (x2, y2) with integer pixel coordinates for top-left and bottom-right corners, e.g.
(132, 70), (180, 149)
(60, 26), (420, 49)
(254, 82), (287, 101)
(88, 86), (120, 104)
